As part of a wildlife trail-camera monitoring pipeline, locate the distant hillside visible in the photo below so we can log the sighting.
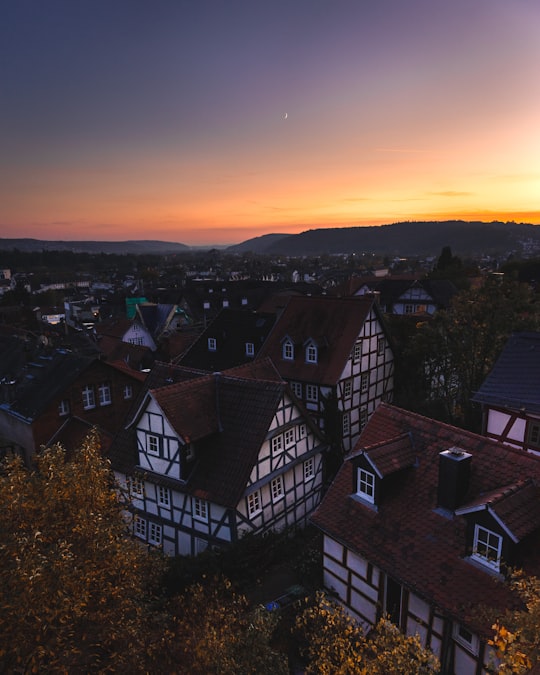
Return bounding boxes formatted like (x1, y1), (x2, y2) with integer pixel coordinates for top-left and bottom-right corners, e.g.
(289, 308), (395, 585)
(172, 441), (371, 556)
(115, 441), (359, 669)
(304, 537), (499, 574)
(0, 239), (190, 254)
(234, 221), (540, 257)
(226, 233), (291, 254)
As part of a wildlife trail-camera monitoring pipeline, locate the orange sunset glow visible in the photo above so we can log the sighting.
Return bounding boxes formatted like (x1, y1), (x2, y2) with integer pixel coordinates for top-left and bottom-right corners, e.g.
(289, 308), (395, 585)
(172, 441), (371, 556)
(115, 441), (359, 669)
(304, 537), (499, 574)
(2, 1), (540, 246)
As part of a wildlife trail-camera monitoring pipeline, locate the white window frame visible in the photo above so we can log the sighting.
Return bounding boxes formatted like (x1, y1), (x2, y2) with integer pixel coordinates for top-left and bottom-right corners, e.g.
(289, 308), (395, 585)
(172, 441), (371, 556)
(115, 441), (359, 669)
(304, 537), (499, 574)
(271, 434), (283, 456)
(82, 384), (95, 410)
(193, 497), (208, 522)
(130, 476), (144, 496)
(305, 343), (318, 363)
(357, 468), (375, 504)
(353, 341), (362, 362)
(271, 475), (284, 502)
(247, 490), (262, 517)
(133, 515), (147, 540)
(360, 407), (368, 428)
(157, 486), (170, 507)
(147, 433), (160, 457)
(304, 457), (315, 481)
(453, 622), (479, 655)
(208, 337), (217, 351)
(298, 423), (307, 439)
(291, 381), (302, 398)
(58, 399), (70, 416)
(342, 411), (350, 436)
(148, 522), (162, 546)
(472, 524), (502, 571)
(361, 373), (369, 393)
(282, 339), (294, 361)
(284, 428), (295, 448)
(245, 342), (255, 357)
(306, 384), (318, 403)
(343, 379), (352, 399)
(377, 336), (385, 356)
(123, 384), (133, 400)
(98, 382), (111, 406)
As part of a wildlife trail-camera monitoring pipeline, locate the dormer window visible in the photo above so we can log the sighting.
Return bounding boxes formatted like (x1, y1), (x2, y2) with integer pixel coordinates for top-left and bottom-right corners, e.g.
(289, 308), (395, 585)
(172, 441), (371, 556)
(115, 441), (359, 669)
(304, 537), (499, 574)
(472, 524), (502, 572)
(357, 468), (375, 504)
(282, 339), (294, 361)
(245, 342), (255, 357)
(305, 342), (318, 364)
(208, 337), (217, 351)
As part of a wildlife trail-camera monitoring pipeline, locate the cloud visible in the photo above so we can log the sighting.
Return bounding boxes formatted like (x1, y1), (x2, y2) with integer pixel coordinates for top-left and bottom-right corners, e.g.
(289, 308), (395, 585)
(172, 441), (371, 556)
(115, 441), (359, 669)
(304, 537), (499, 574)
(428, 191), (474, 197)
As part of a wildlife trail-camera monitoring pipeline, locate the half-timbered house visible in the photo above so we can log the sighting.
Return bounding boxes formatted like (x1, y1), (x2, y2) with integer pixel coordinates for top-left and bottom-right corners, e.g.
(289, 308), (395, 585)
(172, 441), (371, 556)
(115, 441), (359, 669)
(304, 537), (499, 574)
(256, 295), (394, 454)
(473, 331), (540, 455)
(311, 402), (540, 675)
(111, 359), (327, 556)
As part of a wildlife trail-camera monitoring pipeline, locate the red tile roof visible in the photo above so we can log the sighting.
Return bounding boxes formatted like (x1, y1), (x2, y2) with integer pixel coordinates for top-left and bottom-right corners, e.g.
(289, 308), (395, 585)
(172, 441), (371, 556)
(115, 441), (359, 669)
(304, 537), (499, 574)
(362, 433), (415, 478)
(311, 403), (540, 634)
(257, 295), (382, 385)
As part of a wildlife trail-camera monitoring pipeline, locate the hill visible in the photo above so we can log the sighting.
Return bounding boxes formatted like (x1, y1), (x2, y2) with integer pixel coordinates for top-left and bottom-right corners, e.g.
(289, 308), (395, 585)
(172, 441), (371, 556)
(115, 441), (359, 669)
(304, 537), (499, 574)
(230, 221), (540, 257)
(0, 239), (190, 254)
(225, 233), (291, 254)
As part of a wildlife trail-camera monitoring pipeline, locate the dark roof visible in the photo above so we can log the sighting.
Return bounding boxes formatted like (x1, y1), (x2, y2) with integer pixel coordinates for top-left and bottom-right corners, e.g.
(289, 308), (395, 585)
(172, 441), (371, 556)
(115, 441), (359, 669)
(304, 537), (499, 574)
(473, 332), (540, 413)
(178, 308), (276, 372)
(257, 295), (383, 385)
(311, 403), (540, 634)
(362, 433), (416, 478)
(375, 278), (458, 311)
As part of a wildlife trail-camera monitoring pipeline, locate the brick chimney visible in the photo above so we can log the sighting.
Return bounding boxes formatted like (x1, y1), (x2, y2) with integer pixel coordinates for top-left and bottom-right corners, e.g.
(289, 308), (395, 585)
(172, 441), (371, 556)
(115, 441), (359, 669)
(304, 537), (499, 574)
(437, 447), (472, 511)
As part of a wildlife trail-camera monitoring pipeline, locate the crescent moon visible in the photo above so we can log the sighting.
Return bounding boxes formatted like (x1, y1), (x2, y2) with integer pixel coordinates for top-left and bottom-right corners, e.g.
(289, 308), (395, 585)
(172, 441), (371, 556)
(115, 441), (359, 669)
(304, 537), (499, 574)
(283, 113), (288, 119)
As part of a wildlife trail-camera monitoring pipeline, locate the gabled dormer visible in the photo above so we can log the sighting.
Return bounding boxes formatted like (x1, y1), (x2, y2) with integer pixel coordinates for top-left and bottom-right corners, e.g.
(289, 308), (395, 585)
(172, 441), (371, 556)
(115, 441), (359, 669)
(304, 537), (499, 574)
(456, 478), (540, 573)
(281, 336), (294, 361)
(304, 338), (318, 364)
(351, 433), (416, 508)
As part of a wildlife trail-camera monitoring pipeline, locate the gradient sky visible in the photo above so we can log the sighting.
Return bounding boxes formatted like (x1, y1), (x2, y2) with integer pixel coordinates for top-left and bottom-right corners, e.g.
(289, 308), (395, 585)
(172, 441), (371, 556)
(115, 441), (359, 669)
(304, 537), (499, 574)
(2, 0), (540, 245)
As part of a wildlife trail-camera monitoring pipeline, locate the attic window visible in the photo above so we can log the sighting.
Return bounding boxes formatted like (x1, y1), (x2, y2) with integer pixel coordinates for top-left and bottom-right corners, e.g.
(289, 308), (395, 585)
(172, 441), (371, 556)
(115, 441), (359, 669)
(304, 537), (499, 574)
(283, 339), (294, 361)
(472, 524), (502, 572)
(357, 468), (375, 504)
(527, 423), (540, 448)
(208, 337), (217, 351)
(245, 342), (255, 357)
(305, 342), (318, 363)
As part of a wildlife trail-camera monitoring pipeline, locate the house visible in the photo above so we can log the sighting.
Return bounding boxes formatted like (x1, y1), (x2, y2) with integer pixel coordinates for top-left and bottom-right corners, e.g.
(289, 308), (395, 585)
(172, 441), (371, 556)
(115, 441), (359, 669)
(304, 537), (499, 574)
(177, 307), (276, 372)
(0, 338), (146, 464)
(134, 302), (191, 341)
(311, 402), (540, 675)
(353, 278), (458, 316)
(256, 295), (394, 454)
(473, 331), (540, 454)
(94, 317), (157, 352)
(110, 358), (327, 556)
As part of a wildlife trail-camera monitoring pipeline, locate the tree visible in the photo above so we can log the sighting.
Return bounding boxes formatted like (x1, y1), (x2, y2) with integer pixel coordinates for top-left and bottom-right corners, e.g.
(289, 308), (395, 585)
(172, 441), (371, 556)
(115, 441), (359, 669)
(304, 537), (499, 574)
(294, 591), (439, 674)
(401, 276), (540, 430)
(0, 431), (165, 673)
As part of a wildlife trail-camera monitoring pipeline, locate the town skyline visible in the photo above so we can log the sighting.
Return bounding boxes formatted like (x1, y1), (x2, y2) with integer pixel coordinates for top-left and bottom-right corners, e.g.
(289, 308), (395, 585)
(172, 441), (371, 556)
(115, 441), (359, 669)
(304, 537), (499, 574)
(2, 0), (540, 246)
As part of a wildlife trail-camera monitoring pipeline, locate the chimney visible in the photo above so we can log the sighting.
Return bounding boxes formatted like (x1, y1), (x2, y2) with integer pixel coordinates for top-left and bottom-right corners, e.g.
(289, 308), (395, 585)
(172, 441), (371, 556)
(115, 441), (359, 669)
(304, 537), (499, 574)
(437, 447), (472, 511)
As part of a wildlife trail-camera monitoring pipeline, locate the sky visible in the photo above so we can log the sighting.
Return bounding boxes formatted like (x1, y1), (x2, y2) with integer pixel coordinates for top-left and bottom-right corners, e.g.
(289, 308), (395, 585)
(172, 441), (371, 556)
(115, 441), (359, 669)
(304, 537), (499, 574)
(2, 0), (540, 246)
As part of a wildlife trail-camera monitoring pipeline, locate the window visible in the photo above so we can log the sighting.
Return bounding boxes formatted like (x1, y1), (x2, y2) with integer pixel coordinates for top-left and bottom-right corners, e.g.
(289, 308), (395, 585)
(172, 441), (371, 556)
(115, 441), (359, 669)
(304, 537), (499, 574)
(58, 399), (70, 416)
(193, 497), (208, 521)
(82, 385), (95, 410)
(342, 412), (350, 436)
(129, 336), (144, 346)
(147, 434), (160, 456)
(133, 515), (147, 540)
(306, 384), (318, 403)
(306, 343), (317, 363)
(528, 423), (540, 447)
(304, 457), (315, 481)
(357, 468), (375, 503)
(284, 428), (295, 448)
(247, 490), (262, 517)
(245, 342), (255, 357)
(282, 339), (294, 361)
(123, 384), (133, 400)
(298, 423), (307, 439)
(377, 336), (385, 356)
(271, 475), (284, 502)
(148, 522), (162, 546)
(157, 486), (170, 507)
(208, 337), (217, 351)
(404, 304), (414, 314)
(472, 524), (502, 571)
(353, 341), (362, 362)
(129, 476), (143, 496)
(98, 382), (111, 406)
(453, 623), (479, 655)
(271, 434), (283, 455)
(361, 373), (369, 393)
(185, 443), (195, 461)
(343, 379), (352, 399)
(291, 381), (302, 398)
(360, 407), (368, 428)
